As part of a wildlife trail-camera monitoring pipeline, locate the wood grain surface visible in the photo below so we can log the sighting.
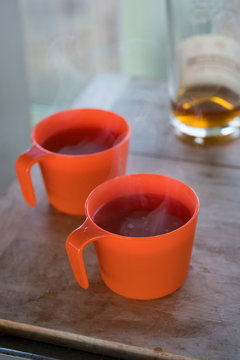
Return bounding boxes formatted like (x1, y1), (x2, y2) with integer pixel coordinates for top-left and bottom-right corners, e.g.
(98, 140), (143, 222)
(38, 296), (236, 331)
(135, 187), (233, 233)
(1, 74), (240, 360)
(1, 152), (240, 360)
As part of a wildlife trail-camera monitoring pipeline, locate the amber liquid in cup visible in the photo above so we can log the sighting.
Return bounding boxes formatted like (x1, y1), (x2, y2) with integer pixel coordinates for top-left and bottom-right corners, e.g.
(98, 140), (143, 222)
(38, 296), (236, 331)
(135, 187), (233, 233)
(41, 126), (121, 155)
(93, 193), (192, 237)
(171, 85), (240, 132)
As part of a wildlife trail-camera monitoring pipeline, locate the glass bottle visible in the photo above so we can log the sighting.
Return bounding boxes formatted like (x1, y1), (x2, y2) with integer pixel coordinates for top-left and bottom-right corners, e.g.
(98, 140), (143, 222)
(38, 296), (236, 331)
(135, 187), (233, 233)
(166, 0), (240, 144)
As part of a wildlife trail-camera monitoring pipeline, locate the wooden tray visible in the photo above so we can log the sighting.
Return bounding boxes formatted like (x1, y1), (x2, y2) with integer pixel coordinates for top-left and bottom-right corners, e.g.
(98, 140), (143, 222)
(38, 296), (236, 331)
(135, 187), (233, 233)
(1, 151), (239, 360)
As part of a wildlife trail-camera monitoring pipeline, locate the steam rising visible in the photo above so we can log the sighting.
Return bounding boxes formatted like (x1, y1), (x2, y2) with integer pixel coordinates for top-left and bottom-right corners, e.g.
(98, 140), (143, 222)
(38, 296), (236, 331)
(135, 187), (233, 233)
(94, 192), (191, 238)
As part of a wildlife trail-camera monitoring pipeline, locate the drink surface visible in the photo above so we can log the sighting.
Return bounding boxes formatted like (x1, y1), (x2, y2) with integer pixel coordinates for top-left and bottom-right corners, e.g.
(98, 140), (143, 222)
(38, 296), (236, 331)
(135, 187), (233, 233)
(93, 193), (192, 237)
(171, 85), (240, 129)
(41, 127), (121, 155)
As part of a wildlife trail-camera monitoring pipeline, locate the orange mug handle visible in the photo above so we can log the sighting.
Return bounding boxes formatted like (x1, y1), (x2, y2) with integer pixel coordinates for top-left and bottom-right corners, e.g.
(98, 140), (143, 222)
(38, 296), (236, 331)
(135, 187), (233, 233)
(15, 144), (50, 206)
(66, 219), (106, 289)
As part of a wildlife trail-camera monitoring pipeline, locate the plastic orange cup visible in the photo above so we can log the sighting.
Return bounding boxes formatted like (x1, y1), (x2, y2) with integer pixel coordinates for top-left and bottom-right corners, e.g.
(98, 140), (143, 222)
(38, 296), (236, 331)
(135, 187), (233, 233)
(66, 174), (199, 300)
(15, 109), (130, 215)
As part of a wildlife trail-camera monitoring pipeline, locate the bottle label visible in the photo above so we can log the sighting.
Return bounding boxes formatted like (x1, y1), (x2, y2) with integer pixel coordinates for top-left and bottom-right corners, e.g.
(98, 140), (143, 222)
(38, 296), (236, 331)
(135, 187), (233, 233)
(177, 34), (240, 95)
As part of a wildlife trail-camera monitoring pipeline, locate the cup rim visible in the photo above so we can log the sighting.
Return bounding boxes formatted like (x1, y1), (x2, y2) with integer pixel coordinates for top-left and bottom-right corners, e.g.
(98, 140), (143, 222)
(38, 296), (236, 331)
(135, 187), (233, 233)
(30, 108), (131, 158)
(85, 173), (200, 241)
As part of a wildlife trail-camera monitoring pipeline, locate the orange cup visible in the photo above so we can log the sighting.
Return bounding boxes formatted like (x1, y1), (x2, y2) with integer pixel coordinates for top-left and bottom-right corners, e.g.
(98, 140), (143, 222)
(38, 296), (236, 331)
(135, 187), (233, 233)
(66, 174), (199, 300)
(15, 109), (130, 215)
